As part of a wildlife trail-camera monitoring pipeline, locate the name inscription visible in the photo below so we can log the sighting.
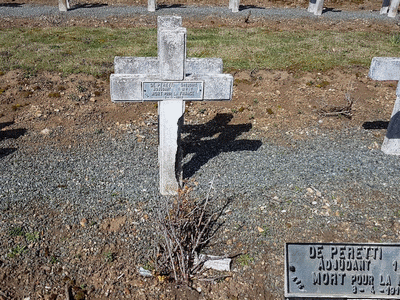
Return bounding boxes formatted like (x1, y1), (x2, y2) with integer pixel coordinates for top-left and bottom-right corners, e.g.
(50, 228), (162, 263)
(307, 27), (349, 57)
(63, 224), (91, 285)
(142, 81), (203, 100)
(286, 243), (400, 298)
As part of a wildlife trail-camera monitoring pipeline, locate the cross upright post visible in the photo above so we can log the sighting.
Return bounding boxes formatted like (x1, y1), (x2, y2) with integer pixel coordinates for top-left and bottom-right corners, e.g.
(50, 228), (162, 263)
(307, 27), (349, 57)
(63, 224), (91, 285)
(110, 16), (233, 195)
(148, 0), (156, 12)
(307, 0), (324, 15)
(229, 0), (240, 12)
(369, 57), (400, 155)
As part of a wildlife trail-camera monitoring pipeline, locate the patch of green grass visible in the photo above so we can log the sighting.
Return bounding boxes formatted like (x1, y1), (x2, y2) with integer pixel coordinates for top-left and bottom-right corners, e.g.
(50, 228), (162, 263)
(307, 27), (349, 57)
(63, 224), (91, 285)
(9, 226), (24, 237)
(0, 27), (399, 75)
(104, 251), (115, 263)
(25, 232), (39, 242)
(237, 254), (254, 266)
(8, 245), (26, 258)
(50, 256), (59, 264)
(390, 34), (400, 45)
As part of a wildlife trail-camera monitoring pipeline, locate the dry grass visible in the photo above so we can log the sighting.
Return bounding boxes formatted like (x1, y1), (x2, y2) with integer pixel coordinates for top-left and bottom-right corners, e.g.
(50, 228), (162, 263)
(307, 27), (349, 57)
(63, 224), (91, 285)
(0, 27), (399, 76)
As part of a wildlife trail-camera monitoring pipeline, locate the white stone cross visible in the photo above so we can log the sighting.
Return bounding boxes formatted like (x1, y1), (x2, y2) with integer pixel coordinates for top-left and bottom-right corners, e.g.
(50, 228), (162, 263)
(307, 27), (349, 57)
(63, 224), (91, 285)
(369, 57), (400, 155)
(110, 16), (233, 195)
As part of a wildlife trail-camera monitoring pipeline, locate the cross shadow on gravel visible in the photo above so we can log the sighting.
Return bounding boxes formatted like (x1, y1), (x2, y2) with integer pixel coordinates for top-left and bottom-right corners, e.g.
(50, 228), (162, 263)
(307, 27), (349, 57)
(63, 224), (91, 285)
(157, 4), (185, 9)
(0, 121), (26, 159)
(322, 7), (342, 14)
(0, 3), (24, 7)
(182, 113), (262, 179)
(239, 4), (265, 11)
(69, 2), (108, 10)
(362, 120), (389, 130)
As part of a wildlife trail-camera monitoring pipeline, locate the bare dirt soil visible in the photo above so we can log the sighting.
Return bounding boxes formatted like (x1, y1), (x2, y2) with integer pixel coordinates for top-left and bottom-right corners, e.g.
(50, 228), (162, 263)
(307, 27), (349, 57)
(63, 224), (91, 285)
(1, 4), (400, 300)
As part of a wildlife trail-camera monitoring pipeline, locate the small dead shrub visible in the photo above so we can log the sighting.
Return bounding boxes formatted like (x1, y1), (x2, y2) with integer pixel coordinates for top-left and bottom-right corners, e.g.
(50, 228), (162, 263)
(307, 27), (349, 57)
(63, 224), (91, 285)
(154, 180), (225, 284)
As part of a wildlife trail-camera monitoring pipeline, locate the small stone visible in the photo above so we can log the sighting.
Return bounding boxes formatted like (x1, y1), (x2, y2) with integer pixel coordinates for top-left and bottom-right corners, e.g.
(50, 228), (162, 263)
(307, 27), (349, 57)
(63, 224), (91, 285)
(257, 226), (265, 233)
(40, 128), (51, 135)
(139, 267), (152, 277)
(80, 218), (87, 227)
(306, 188), (314, 194)
(89, 97), (96, 102)
(316, 191), (322, 197)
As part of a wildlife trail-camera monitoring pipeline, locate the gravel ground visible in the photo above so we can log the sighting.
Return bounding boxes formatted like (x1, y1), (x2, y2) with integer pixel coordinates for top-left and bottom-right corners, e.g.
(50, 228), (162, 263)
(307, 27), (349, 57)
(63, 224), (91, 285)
(0, 3), (399, 23)
(1, 123), (399, 240)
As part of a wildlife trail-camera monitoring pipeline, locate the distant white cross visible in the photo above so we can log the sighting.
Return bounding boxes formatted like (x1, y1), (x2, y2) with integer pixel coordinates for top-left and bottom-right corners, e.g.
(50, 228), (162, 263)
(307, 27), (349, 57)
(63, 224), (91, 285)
(369, 57), (400, 155)
(110, 16), (233, 195)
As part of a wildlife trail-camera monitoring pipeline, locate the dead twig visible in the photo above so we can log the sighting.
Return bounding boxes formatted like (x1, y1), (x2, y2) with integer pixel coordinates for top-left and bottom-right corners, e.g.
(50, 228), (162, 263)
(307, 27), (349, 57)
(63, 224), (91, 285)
(317, 93), (353, 119)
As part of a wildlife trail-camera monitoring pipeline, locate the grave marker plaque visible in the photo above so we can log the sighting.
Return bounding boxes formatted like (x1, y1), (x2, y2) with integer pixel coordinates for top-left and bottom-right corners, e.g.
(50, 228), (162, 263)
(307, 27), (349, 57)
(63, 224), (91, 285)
(286, 243), (400, 298)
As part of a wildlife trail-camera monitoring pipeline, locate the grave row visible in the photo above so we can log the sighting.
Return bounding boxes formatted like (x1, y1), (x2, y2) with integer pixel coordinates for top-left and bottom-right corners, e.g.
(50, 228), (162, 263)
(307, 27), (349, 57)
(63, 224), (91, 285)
(58, 0), (240, 12)
(58, 0), (399, 17)
(110, 15), (400, 196)
(308, 0), (400, 17)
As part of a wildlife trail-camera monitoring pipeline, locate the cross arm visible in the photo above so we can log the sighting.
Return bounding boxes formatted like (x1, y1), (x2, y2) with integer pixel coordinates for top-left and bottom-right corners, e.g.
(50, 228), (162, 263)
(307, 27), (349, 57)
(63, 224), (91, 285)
(114, 57), (223, 75)
(110, 74), (233, 102)
(369, 57), (400, 81)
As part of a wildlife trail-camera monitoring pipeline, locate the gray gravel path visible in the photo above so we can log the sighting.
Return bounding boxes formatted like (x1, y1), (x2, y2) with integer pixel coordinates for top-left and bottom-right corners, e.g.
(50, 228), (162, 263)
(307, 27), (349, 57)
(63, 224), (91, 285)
(0, 3), (399, 22)
(1, 125), (399, 225)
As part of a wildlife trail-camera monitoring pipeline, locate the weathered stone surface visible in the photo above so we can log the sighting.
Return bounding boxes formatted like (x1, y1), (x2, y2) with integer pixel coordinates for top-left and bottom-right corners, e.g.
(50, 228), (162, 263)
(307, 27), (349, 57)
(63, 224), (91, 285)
(185, 58), (223, 75)
(114, 57), (223, 76)
(157, 15), (181, 29)
(114, 57), (159, 75)
(148, 0), (156, 12)
(382, 93), (400, 155)
(110, 74), (232, 102)
(388, 0), (400, 17)
(381, 0), (391, 14)
(230, 0), (240, 12)
(158, 100), (184, 195)
(58, 0), (68, 12)
(369, 57), (400, 81)
(158, 27), (186, 81)
(369, 57), (400, 155)
(308, 0), (324, 15)
(314, 0), (324, 15)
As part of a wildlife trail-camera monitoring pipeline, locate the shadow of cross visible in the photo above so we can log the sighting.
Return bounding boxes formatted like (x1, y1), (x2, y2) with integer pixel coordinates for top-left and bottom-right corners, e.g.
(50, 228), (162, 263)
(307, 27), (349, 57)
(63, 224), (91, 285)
(110, 16), (233, 195)
(369, 57), (400, 155)
(182, 113), (262, 179)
